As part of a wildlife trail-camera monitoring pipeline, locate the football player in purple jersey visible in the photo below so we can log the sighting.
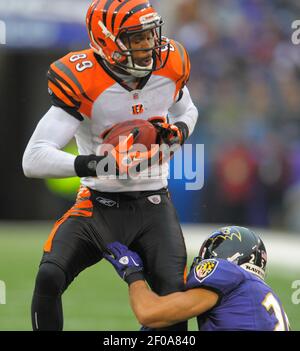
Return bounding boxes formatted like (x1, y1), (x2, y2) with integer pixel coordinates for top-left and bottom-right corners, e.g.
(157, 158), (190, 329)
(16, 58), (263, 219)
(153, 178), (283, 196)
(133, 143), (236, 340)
(104, 226), (290, 331)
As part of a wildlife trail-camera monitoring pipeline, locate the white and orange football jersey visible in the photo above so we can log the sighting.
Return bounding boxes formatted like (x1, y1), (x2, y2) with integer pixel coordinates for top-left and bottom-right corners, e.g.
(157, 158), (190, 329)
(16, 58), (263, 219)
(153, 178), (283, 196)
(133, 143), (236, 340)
(25, 39), (197, 192)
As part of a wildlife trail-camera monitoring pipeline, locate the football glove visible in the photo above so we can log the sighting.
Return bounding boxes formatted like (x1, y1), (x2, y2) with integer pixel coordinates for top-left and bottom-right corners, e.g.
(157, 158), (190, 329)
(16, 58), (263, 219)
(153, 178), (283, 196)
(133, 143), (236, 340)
(150, 121), (189, 146)
(103, 242), (144, 285)
(74, 128), (140, 177)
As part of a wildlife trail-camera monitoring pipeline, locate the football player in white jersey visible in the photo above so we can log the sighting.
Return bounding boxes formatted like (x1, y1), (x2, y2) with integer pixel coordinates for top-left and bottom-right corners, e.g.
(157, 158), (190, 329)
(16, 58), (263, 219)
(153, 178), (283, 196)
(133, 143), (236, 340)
(22, 0), (198, 331)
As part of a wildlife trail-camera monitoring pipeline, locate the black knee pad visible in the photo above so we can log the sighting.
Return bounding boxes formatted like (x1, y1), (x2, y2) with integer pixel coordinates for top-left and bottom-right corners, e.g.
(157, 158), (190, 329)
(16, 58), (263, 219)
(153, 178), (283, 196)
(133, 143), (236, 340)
(34, 263), (66, 297)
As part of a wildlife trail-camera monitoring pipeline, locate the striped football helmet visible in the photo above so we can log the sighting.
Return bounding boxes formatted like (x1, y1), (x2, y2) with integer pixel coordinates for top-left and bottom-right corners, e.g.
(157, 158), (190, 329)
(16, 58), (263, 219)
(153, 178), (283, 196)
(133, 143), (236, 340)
(86, 0), (170, 77)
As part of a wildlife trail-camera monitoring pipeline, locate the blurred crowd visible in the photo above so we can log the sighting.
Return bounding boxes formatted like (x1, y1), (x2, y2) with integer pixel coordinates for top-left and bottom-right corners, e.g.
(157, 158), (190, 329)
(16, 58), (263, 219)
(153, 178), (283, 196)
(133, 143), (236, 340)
(168, 0), (300, 230)
(2, 0), (299, 230)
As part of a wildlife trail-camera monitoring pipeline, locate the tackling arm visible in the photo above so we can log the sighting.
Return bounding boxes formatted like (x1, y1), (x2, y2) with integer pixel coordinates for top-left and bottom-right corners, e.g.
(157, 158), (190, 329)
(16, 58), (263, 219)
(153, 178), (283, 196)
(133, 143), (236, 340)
(103, 242), (218, 328)
(129, 281), (218, 328)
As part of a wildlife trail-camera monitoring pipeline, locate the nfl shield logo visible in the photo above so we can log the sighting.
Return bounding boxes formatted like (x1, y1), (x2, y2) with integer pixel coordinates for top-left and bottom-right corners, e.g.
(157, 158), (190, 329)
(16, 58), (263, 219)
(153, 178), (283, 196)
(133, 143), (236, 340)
(133, 93), (139, 100)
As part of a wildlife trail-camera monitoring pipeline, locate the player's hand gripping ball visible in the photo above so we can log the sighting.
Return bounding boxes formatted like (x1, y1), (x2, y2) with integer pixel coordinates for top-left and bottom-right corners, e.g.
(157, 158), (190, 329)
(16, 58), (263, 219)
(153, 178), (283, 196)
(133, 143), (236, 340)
(99, 119), (160, 174)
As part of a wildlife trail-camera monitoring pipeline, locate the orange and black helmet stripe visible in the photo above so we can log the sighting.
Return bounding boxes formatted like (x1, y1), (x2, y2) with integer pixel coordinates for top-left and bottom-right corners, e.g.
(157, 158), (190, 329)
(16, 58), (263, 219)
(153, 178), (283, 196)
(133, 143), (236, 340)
(113, 0), (150, 33)
(88, 0), (102, 34)
(110, 0), (132, 33)
(119, 1), (151, 28)
(102, 0), (116, 28)
(91, 0), (152, 34)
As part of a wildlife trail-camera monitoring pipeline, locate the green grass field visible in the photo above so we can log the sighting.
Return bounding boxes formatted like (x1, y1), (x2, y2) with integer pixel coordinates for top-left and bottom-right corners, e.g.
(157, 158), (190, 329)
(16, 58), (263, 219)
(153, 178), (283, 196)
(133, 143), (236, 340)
(0, 223), (299, 331)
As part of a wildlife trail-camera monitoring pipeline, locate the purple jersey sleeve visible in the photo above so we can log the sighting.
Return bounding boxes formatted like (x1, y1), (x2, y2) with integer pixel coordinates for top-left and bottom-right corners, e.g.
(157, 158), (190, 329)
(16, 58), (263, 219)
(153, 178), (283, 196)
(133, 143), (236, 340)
(186, 259), (244, 296)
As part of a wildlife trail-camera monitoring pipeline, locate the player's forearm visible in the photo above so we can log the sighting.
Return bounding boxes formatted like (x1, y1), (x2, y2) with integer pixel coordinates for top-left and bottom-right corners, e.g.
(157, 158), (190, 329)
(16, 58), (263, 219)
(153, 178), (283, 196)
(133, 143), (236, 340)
(129, 281), (169, 328)
(129, 281), (185, 328)
(23, 144), (76, 178)
(175, 101), (198, 137)
(169, 86), (198, 137)
(22, 106), (80, 178)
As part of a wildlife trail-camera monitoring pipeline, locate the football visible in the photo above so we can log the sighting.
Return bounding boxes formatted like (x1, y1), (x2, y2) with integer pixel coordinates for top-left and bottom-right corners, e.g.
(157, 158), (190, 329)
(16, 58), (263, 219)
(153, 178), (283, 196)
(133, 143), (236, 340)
(102, 119), (158, 150)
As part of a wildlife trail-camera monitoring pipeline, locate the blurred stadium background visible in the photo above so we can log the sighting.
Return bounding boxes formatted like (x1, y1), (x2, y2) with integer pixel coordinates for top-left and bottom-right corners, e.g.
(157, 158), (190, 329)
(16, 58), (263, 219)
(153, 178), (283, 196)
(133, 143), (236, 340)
(0, 0), (300, 330)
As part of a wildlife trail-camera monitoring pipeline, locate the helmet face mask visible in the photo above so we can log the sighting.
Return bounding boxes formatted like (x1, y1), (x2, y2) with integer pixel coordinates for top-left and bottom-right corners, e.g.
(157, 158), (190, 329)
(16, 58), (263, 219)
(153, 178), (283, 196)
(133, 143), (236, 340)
(114, 20), (170, 77)
(192, 226), (267, 280)
(86, 0), (170, 78)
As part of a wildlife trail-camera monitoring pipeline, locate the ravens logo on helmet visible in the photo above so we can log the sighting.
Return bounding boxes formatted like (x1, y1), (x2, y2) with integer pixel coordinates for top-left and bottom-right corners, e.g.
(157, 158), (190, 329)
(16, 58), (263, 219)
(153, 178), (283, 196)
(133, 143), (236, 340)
(192, 226), (267, 280)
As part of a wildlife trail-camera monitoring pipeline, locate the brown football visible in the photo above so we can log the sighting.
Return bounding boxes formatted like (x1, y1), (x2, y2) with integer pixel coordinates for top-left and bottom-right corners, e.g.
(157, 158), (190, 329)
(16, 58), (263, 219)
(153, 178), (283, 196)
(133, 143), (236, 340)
(102, 119), (158, 150)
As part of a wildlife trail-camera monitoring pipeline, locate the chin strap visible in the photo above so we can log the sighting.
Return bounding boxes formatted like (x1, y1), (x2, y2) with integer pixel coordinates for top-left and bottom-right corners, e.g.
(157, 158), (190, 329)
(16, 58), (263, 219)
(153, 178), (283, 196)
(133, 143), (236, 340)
(124, 57), (154, 78)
